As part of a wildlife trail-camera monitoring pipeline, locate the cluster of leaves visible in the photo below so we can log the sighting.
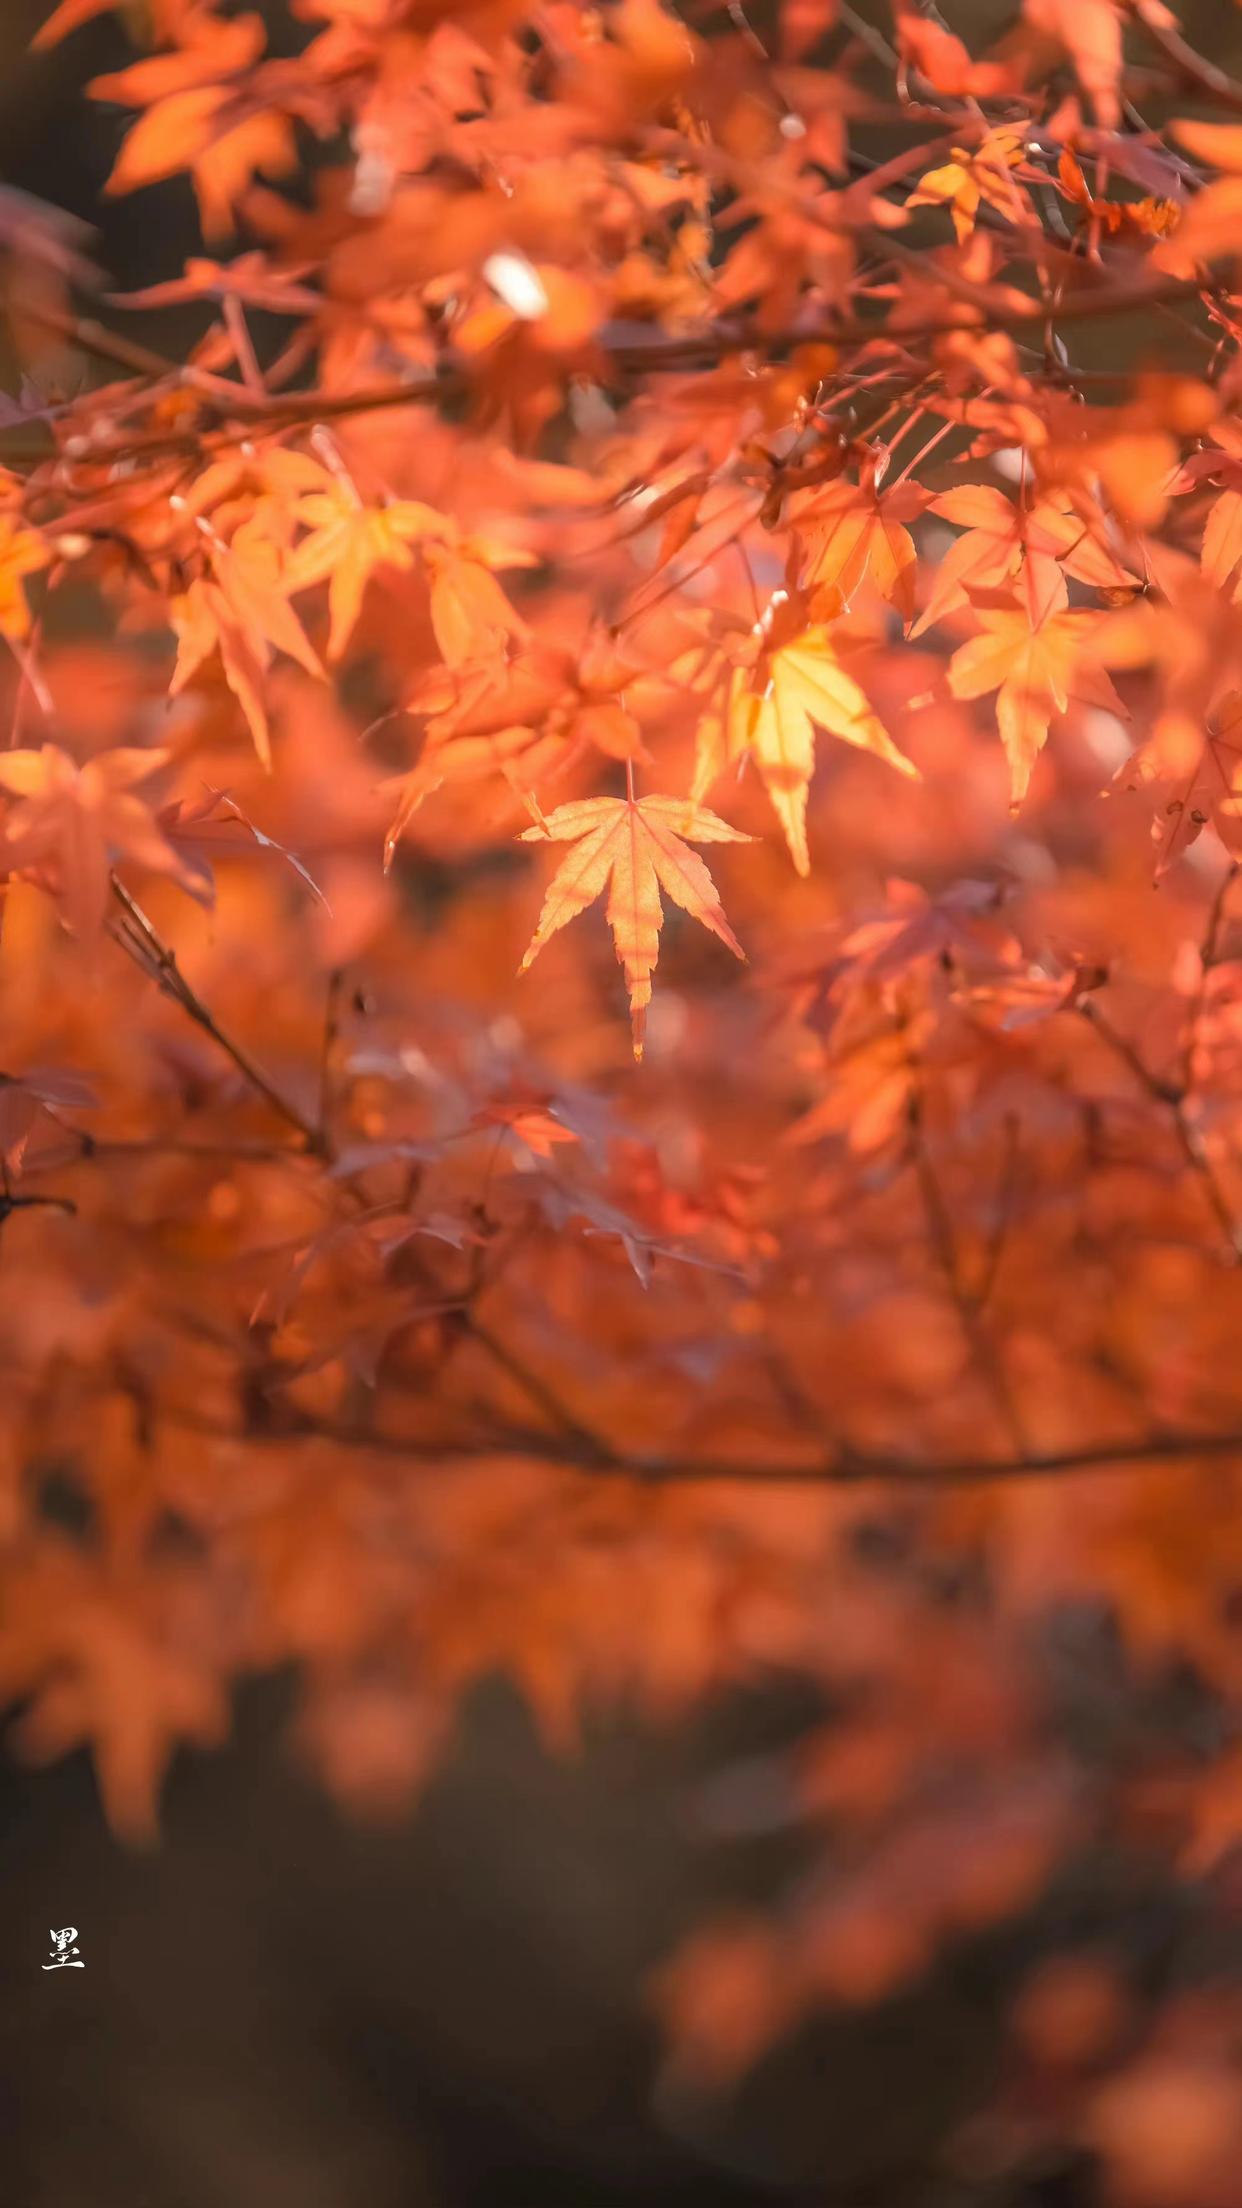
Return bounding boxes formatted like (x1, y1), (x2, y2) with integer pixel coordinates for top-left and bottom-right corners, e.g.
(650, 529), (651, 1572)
(4, 0), (1242, 2196)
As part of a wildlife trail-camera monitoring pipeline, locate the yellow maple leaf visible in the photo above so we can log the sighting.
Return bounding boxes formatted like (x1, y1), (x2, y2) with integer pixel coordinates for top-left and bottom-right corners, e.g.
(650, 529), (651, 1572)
(694, 624), (917, 876)
(519, 794), (751, 1060)
(905, 125), (1028, 243)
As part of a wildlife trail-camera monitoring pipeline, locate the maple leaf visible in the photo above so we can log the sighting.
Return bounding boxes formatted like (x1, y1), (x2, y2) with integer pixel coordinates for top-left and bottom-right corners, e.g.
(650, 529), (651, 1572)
(795, 473), (928, 625)
(385, 635), (647, 856)
(1169, 423), (1242, 599)
(893, 5), (1014, 98)
(170, 517), (324, 765)
(1125, 692), (1242, 877)
(33, 0), (133, 42)
(948, 599), (1125, 803)
(1094, 543), (1242, 766)
(1162, 120), (1242, 271)
(424, 542), (533, 667)
(470, 1093), (581, 1159)
(695, 612), (917, 876)
(1056, 150), (1180, 243)
(92, 15), (302, 239)
(0, 743), (192, 936)
(913, 486), (1134, 640)
(0, 1551), (228, 1844)
(0, 518), (49, 640)
(905, 126), (1030, 243)
(156, 788), (329, 909)
(518, 795), (751, 1060)
(1021, 0), (1124, 129)
(288, 490), (453, 660)
(0, 1064), (96, 1179)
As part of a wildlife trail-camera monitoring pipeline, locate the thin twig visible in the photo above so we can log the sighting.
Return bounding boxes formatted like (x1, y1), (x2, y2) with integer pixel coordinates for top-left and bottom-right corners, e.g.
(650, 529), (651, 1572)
(109, 877), (325, 1155)
(318, 968), (343, 1149)
(905, 1049), (1030, 1455)
(1079, 977), (1242, 1262)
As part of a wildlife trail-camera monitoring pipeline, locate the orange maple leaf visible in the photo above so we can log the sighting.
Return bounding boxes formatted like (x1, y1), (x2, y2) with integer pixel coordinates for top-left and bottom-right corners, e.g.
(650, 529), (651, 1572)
(171, 517), (324, 765)
(518, 794), (751, 1060)
(894, 6), (1014, 98)
(795, 475), (928, 625)
(1125, 691), (1242, 876)
(34, 0), (150, 46)
(1022, 0), (1123, 129)
(0, 743), (189, 936)
(92, 13), (300, 239)
(0, 518), (48, 641)
(1057, 150), (1180, 243)
(695, 614), (917, 876)
(914, 485), (1134, 640)
(423, 542), (532, 667)
(384, 635), (645, 859)
(1169, 422), (1242, 598)
(288, 491), (453, 660)
(1160, 120), (1242, 271)
(948, 599), (1125, 803)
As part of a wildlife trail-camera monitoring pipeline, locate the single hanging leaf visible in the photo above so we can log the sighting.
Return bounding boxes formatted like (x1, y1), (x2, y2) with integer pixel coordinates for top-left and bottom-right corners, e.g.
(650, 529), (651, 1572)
(518, 794), (751, 1060)
(0, 743), (192, 937)
(288, 491), (453, 660)
(904, 126), (1029, 244)
(0, 518), (49, 640)
(695, 619), (917, 876)
(948, 601), (1125, 804)
(795, 477), (928, 626)
(170, 518), (324, 767)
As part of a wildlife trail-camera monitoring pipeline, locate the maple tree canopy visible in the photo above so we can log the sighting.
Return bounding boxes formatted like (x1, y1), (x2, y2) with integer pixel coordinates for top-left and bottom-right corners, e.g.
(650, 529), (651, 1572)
(4, 1), (1242, 2197)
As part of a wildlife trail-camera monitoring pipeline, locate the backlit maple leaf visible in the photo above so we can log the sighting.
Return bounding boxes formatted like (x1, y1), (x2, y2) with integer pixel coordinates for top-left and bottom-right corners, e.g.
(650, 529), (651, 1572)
(0, 743), (191, 936)
(1125, 692), (1242, 876)
(948, 600), (1125, 804)
(905, 125), (1029, 243)
(1056, 149), (1180, 244)
(0, 517), (48, 640)
(695, 612), (917, 875)
(288, 490), (453, 660)
(1161, 119), (1242, 271)
(91, 13), (302, 239)
(170, 518), (324, 766)
(518, 795), (751, 1060)
(913, 486), (1134, 640)
(423, 542), (533, 667)
(795, 474), (928, 625)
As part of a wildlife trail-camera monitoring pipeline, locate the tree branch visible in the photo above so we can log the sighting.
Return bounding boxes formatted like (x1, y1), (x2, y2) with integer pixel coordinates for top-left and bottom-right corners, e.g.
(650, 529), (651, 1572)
(109, 878), (326, 1155)
(168, 1403), (1242, 1489)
